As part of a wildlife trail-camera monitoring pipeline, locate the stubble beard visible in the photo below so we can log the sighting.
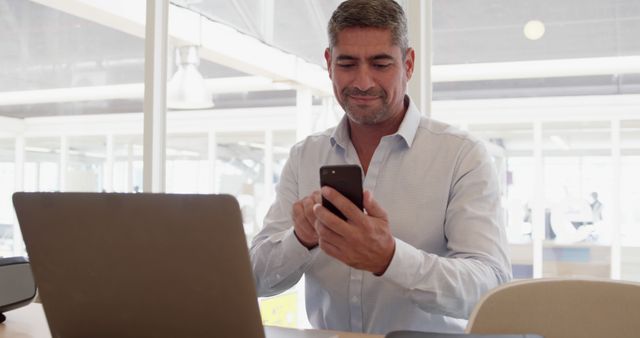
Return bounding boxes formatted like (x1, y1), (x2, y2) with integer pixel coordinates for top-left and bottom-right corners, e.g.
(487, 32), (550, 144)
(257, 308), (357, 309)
(340, 87), (390, 125)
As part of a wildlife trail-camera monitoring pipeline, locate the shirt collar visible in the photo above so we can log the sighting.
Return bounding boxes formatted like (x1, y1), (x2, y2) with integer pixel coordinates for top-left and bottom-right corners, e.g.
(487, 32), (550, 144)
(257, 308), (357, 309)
(330, 95), (421, 149)
(394, 95), (421, 147)
(330, 112), (351, 150)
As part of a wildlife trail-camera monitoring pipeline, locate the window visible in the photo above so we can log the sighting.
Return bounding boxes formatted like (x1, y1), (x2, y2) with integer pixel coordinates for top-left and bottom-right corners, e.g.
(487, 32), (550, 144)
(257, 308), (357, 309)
(432, 0), (640, 279)
(0, 0), (146, 255)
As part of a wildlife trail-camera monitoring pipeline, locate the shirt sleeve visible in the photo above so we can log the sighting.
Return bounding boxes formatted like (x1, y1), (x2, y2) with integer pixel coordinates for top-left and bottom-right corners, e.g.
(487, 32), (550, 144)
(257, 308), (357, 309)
(249, 144), (319, 297)
(380, 141), (512, 319)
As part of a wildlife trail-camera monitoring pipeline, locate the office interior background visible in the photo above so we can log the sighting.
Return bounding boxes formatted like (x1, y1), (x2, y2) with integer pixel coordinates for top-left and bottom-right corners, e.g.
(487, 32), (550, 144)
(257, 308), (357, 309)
(1, 0), (639, 328)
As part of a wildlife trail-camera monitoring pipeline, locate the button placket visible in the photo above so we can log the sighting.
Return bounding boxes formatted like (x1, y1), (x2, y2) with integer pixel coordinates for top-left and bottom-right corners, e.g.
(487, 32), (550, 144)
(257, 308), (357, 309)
(348, 268), (364, 331)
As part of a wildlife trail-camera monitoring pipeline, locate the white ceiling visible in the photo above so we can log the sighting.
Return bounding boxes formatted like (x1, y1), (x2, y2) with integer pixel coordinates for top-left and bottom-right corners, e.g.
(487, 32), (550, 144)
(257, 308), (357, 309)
(0, 0), (639, 118)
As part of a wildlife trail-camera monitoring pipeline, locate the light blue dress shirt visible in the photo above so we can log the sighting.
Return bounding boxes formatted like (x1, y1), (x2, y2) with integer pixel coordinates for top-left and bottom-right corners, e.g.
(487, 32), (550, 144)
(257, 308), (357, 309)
(250, 97), (512, 334)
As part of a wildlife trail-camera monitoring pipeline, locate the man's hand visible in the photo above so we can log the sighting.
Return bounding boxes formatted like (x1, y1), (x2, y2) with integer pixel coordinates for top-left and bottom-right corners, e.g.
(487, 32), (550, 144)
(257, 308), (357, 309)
(313, 187), (395, 275)
(292, 191), (322, 249)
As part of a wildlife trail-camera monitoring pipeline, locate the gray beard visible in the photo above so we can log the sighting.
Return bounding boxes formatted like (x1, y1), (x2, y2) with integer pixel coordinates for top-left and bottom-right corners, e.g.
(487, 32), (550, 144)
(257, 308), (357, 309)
(344, 103), (390, 125)
(340, 87), (390, 125)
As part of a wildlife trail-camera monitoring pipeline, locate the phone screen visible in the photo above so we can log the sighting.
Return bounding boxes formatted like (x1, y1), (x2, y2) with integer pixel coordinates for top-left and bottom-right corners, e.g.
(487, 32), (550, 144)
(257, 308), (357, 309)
(319, 165), (363, 221)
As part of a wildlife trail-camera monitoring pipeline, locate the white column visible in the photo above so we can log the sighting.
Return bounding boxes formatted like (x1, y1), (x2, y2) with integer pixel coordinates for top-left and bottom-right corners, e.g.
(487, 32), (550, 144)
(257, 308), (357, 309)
(264, 129), (274, 203)
(14, 136), (24, 192)
(260, 129), (275, 235)
(532, 121), (544, 278)
(35, 163), (40, 191)
(104, 134), (115, 192)
(208, 130), (218, 194)
(296, 88), (313, 141)
(319, 96), (332, 130)
(59, 135), (68, 192)
(611, 119), (621, 279)
(143, 0), (169, 192)
(407, 0), (432, 116)
(127, 142), (134, 192)
(259, 0), (275, 44)
(13, 135), (25, 256)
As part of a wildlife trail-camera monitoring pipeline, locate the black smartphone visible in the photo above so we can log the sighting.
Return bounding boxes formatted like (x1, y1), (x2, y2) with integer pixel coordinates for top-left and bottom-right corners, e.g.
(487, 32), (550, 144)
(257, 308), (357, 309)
(319, 165), (363, 221)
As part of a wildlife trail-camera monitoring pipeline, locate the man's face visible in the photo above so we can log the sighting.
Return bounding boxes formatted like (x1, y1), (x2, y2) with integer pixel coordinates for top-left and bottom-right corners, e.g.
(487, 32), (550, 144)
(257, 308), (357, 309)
(325, 27), (414, 125)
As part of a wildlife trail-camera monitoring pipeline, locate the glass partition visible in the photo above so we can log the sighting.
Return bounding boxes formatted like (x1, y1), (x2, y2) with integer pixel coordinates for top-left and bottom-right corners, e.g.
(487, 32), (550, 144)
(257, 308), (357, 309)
(0, 138), (15, 256)
(433, 0), (640, 280)
(539, 122), (612, 278)
(0, 0), (145, 255)
(621, 120), (640, 281)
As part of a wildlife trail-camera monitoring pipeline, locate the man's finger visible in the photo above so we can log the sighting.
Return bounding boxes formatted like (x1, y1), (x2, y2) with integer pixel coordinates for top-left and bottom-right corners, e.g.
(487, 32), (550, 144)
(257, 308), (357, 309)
(292, 200), (318, 245)
(312, 190), (322, 204)
(313, 203), (350, 237)
(292, 201), (306, 224)
(321, 186), (366, 224)
(318, 235), (342, 260)
(302, 196), (317, 225)
(315, 218), (345, 244)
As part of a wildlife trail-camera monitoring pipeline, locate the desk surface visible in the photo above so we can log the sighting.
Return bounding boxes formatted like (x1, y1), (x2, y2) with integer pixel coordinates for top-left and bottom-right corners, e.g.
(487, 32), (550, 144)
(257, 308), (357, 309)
(0, 303), (383, 338)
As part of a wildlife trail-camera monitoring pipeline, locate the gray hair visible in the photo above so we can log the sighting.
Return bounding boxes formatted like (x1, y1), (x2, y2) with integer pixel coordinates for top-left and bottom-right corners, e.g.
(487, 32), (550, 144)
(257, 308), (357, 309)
(327, 0), (409, 54)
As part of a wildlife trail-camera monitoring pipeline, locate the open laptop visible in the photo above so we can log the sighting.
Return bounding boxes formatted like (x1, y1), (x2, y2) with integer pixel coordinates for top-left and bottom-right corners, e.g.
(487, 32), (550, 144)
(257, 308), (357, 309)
(13, 192), (284, 338)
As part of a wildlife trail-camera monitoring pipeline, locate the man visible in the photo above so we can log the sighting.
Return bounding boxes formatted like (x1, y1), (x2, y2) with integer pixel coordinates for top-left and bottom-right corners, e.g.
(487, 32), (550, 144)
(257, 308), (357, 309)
(250, 0), (511, 334)
(590, 191), (603, 223)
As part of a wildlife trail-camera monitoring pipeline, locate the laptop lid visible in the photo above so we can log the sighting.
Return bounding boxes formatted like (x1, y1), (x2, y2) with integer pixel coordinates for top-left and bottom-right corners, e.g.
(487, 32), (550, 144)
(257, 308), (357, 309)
(13, 192), (265, 338)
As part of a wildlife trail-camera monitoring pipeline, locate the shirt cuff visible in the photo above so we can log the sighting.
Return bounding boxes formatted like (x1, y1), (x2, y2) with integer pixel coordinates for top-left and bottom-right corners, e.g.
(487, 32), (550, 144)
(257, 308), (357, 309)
(279, 227), (318, 262)
(379, 237), (426, 289)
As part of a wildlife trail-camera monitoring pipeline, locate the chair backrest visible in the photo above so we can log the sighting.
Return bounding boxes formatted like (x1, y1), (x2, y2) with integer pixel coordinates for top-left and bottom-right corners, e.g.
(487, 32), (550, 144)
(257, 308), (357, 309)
(467, 278), (640, 338)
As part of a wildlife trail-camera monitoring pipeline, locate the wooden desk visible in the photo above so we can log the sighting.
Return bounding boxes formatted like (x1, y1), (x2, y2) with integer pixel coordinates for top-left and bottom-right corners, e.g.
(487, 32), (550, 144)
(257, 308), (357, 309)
(0, 304), (383, 338)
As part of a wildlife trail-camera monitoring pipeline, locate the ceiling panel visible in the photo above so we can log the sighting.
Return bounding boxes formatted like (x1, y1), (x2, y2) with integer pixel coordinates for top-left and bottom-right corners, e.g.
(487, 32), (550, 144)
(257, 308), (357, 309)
(432, 0), (640, 64)
(0, 0), (638, 118)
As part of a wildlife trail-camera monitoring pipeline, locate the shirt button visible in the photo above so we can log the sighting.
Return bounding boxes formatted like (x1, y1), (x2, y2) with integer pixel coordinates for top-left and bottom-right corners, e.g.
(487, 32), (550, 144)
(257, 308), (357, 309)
(351, 296), (359, 303)
(276, 274), (281, 279)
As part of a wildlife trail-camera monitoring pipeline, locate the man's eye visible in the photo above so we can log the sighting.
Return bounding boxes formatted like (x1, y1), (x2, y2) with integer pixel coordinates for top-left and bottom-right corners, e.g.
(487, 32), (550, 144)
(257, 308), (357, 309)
(337, 63), (355, 68)
(373, 63), (391, 69)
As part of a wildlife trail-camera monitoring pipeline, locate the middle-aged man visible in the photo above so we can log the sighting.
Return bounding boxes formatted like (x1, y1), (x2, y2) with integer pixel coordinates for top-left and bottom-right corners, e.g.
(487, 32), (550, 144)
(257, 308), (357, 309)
(250, 0), (512, 334)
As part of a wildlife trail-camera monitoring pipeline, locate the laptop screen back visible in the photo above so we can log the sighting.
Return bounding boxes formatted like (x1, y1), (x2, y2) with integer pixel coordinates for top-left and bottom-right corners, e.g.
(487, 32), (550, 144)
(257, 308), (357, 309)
(13, 192), (265, 338)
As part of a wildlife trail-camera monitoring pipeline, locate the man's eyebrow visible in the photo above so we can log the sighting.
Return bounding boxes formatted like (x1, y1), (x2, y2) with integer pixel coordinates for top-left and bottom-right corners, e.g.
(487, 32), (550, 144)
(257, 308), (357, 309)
(335, 55), (357, 61)
(335, 54), (395, 62)
(370, 54), (394, 61)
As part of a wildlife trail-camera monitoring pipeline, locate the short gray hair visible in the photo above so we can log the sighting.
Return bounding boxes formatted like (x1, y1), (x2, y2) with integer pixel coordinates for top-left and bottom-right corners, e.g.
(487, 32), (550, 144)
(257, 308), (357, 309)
(328, 0), (409, 53)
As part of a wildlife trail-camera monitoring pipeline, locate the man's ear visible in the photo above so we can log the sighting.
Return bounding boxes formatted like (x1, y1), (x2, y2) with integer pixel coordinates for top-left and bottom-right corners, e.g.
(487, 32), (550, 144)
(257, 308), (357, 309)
(404, 47), (415, 80)
(324, 48), (333, 79)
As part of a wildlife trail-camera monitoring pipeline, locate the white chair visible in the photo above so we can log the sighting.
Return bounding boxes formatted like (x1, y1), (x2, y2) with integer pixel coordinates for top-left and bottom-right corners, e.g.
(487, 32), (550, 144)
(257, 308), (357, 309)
(467, 278), (640, 338)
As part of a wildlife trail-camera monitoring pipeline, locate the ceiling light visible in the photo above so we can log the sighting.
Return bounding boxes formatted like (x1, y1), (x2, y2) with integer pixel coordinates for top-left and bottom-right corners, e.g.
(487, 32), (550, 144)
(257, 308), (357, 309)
(167, 46), (214, 110)
(523, 20), (545, 41)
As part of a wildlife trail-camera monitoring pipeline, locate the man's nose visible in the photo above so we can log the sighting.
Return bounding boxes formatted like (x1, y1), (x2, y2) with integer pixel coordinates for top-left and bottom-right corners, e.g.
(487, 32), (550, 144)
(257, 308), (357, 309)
(352, 66), (375, 91)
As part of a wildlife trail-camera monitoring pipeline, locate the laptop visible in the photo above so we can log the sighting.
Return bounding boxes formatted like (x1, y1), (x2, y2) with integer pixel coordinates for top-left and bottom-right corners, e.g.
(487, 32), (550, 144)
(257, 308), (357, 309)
(13, 192), (269, 338)
(385, 331), (543, 338)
